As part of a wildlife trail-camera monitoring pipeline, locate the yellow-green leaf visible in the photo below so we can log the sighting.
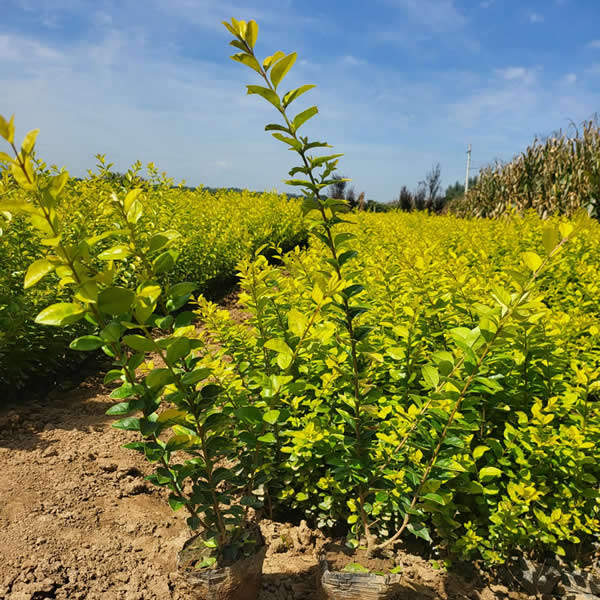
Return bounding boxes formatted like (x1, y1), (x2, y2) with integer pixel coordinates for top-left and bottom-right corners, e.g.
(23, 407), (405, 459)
(231, 52), (262, 74)
(293, 106), (318, 130)
(124, 188), (143, 214)
(0, 114), (15, 143)
(522, 251), (542, 272)
(35, 302), (85, 326)
(24, 258), (54, 289)
(559, 221), (574, 239)
(98, 244), (132, 261)
(263, 50), (285, 71)
(21, 129), (39, 155)
(245, 20), (258, 48)
(542, 226), (559, 255)
(270, 52), (297, 89)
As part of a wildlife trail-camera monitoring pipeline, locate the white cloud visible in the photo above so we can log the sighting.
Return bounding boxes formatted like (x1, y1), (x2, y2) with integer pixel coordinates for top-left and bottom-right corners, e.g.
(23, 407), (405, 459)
(587, 40), (600, 49)
(384, 0), (466, 32)
(0, 33), (64, 63)
(496, 66), (537, 84)
(341, 55), (366, 67)
(529, 12), (544, 23)
(563, 73), (577, 84)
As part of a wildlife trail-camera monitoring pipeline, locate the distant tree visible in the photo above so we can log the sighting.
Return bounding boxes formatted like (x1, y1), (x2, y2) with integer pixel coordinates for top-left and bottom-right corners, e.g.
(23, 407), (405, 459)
(346, 186), (357, 209)
(395, 186), (413, 211)
(422, 163), (442, 212)
(444, 176), (478, 205)
(413, 183), (426, 211)
(329, 173), (348, 199)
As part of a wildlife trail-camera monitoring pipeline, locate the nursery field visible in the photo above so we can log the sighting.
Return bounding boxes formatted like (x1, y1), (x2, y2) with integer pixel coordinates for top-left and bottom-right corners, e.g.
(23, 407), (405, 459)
(1, 207), (599, 599)
(1, 16), (599, 600)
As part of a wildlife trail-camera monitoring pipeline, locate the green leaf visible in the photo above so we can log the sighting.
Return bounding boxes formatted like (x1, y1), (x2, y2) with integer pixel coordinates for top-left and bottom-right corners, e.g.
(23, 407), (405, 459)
(293, 106), (318, 130)
(542, 226), (559, 255)
(152, 250), (176, 275)
(258, 432), (277, 444)
(166, 337), (191, 363)
(270, 52), (297, 89)
(338, 250), (357, 266)
(106, 402), (133, 416)
(343, 563), (369, 573)
(24, 258), (54, 289)
(98, 287), (135, 316)
(422, 493), (445, 505)
(272, 133), (302, 150)
(473, 445), (490, 460)
(113, 417), (141, 431)
(265, 123), (290, 133)
(231, 52), (262, 74)
(21, 129), (39, 155)
(181, 368), (211, 387)
(522, 251), (542, 272)
(245, 20), (258, 48)
(69, 335), (104, 351)
(104, 369), (123, 384)
(98, 244), (132, 261)
(236, 406), (262, 424)
(168, 494), (187, 511)
(283, 84), (315, 107)
(247, 85), (281, 108)
(146, 368), (173, 389)
(123, 334), (155, 353)
(342, 284), (364, 299)
(422, 365), (440, 388)
(479, 466), (503, 481)
(35, 302), (85, 326)
(263, 409), (281, 425)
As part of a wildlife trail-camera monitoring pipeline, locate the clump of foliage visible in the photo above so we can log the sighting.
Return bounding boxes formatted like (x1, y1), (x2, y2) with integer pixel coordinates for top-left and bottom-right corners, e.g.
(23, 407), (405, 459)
(216, 17), (599, 564)
(0, 113), (282, 566)
(450, 119), (600, 219)
(0, 151), (305, 397)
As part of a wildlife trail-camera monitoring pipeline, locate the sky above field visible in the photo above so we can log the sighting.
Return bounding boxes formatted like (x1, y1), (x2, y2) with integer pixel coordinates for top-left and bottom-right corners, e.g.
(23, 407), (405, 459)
(2, 0), (600, 201)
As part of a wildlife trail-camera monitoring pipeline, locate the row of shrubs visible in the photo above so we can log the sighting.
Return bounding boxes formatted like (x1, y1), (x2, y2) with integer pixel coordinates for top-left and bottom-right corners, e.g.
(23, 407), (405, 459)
(199, 209), (600, 564)
(0, 158), (305, 396)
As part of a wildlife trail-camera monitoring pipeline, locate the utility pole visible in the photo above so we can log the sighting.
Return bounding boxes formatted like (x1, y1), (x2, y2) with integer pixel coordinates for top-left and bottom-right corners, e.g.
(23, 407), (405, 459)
(465, 144), (472, 194)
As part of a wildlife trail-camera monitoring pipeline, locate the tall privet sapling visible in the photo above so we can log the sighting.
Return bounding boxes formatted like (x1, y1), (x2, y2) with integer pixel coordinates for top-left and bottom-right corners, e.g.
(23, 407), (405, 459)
(223, 18), (576, 559)
(0, 114), (270, 566)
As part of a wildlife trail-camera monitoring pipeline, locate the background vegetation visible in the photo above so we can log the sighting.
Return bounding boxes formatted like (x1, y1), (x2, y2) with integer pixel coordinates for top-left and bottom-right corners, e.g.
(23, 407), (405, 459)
(0, 158), (305, 396)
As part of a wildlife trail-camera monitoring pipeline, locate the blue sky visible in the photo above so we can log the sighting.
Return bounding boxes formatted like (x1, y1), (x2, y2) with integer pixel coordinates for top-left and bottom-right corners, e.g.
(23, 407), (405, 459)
(2, 0), (599, 202)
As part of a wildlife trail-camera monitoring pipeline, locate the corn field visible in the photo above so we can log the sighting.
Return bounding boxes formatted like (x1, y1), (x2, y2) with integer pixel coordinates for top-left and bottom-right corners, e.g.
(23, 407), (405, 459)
(450, 119), (600, 219)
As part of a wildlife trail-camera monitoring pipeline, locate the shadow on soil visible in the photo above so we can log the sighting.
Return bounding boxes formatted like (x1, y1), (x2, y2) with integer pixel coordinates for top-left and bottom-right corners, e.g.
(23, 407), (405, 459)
(0, 372), (115, 451)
